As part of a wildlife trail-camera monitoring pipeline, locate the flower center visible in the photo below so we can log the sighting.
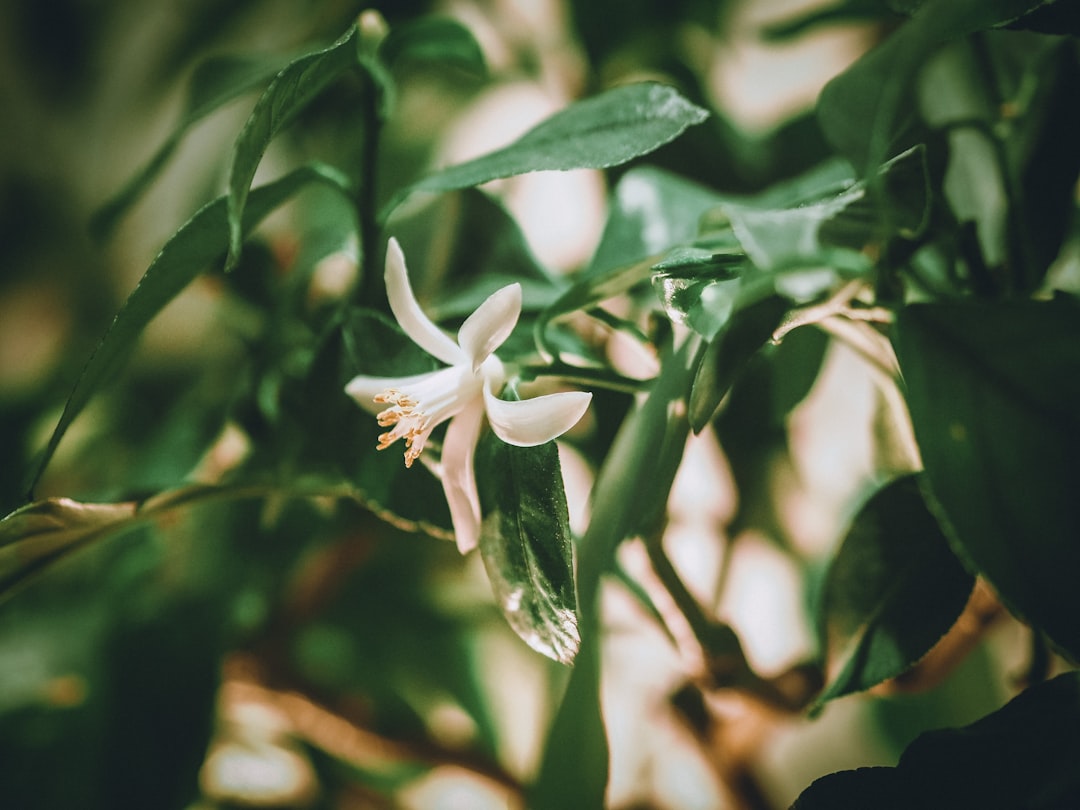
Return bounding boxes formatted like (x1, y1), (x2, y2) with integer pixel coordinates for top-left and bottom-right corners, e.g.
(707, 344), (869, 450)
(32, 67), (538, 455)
(371, 365), (484, 467)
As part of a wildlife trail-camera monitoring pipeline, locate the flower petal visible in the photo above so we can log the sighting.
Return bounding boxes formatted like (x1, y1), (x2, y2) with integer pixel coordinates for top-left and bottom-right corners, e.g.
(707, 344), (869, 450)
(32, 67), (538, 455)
(441, 399), (486, 554)
(345, 369), (443, 413)
(385, 237), (464, 366)
(483, 386), (592, 447)
(457, 283), (522, 371)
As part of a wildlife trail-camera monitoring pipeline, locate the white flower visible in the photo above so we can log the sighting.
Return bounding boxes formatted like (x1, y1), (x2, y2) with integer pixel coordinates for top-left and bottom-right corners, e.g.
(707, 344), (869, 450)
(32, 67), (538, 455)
(346, 238), (592, 554)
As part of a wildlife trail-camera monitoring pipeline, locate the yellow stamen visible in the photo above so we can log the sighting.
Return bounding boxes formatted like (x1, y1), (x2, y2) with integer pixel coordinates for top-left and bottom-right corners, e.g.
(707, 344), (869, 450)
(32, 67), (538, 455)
(373, 388), (430, 467)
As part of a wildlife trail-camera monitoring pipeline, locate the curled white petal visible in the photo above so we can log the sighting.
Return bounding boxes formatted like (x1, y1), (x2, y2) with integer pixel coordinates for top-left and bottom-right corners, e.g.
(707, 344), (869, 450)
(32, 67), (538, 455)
(457, 283), (522, 371)
(385, 237), (464, 366)
(483, 386), (592, 447)
(441, 400), (486, 554)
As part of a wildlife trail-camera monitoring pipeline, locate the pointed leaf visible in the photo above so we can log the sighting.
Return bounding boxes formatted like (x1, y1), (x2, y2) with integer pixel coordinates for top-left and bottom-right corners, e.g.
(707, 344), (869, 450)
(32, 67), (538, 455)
(476, 433), (579, 665)
(226, 25), (360, 268)
(91, 51), (293, 237)
(29, 163), (352, 493)
(894, 296), (1080, 659)
(813, 475), (975, 710)
(383, 83), (709, 218)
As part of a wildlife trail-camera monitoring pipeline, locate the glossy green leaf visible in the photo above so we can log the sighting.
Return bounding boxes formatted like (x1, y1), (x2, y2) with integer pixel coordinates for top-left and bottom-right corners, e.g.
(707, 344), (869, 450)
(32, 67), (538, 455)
(794, 672), (1080, 808)
(812, 476), (975, 710)
(379, 16), (486, 76)
(383, 83), (709, 219)
(476, 431), (579, 665)
(894, 296), (1080, 659)
(817, 0), (1049, 170)
(531, 337), (699, 809)
(651, 249), (745, 340)
(29, 163), (352, 494)
(91, 51), (293, 238)
(226, 25), (360, 268)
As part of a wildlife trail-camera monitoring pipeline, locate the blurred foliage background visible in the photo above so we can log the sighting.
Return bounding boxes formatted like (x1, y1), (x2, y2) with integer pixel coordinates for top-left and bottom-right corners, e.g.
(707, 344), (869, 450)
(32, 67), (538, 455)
(1, 0), (1077, 808)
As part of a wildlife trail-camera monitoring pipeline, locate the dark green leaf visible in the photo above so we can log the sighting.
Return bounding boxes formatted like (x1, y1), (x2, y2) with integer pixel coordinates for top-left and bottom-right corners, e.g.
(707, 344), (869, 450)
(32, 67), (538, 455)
(383, 83), (709, 218)
(226, 25), (360, 268)
(476, 431), (579, 665)
(812, 476), (975, 710)
(91, 51), (293, 238)
(263, 308), (454, 537)
(817, 0), (1049, 170)
(894, 296), (1080, 659)
(794, 672), (1080, 808)
(762, 0), (899, 40)
(688, 295), (790, 432)
(379, 16), (486, 76)
(29, 163), (352, 493)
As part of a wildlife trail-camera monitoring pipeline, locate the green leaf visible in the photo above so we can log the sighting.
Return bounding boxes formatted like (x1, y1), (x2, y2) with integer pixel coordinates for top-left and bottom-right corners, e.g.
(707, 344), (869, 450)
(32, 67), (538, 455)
(588, 166), (728, 278)
(762, 0), (899, 40)
(812, 475), (975, 711)
(688, 295), (790, 432)
(793, 672), (1080, 808)
(817, 0), (1049, 170)
(379, 16), (486, 76)
(651, 249), (746, 340)
(226, 25), (360, 268)
(722, 146), (928, 272)
(476, 431), (579, 665)
(0, 499), (137, 600)
(90, 51), (293, 238)
(29, 163), (352, 494)
(383, 83), (709, 219)
(531, 337), (699, 809)
(262, 308), (454, 537)
(537, 167), (729, 358)
(894, 296), (1080, 660)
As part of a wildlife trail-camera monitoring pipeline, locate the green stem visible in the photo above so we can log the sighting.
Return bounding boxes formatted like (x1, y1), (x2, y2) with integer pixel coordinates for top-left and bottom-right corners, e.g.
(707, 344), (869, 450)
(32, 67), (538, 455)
(356, 75), (385, 308)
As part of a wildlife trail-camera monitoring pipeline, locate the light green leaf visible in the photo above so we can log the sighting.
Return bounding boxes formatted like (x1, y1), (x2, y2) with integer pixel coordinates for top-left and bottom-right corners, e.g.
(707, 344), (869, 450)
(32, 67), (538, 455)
(383, 83), (709, 219)
(894, 295), (1080, 660)
(91, 51), (293, 238)
(29, 163), (352, 494)
(812, 475), (975, 711)
(476, 431), (579, 665)
(722, 146), (928, 272)
(226, 25), (360, 268)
